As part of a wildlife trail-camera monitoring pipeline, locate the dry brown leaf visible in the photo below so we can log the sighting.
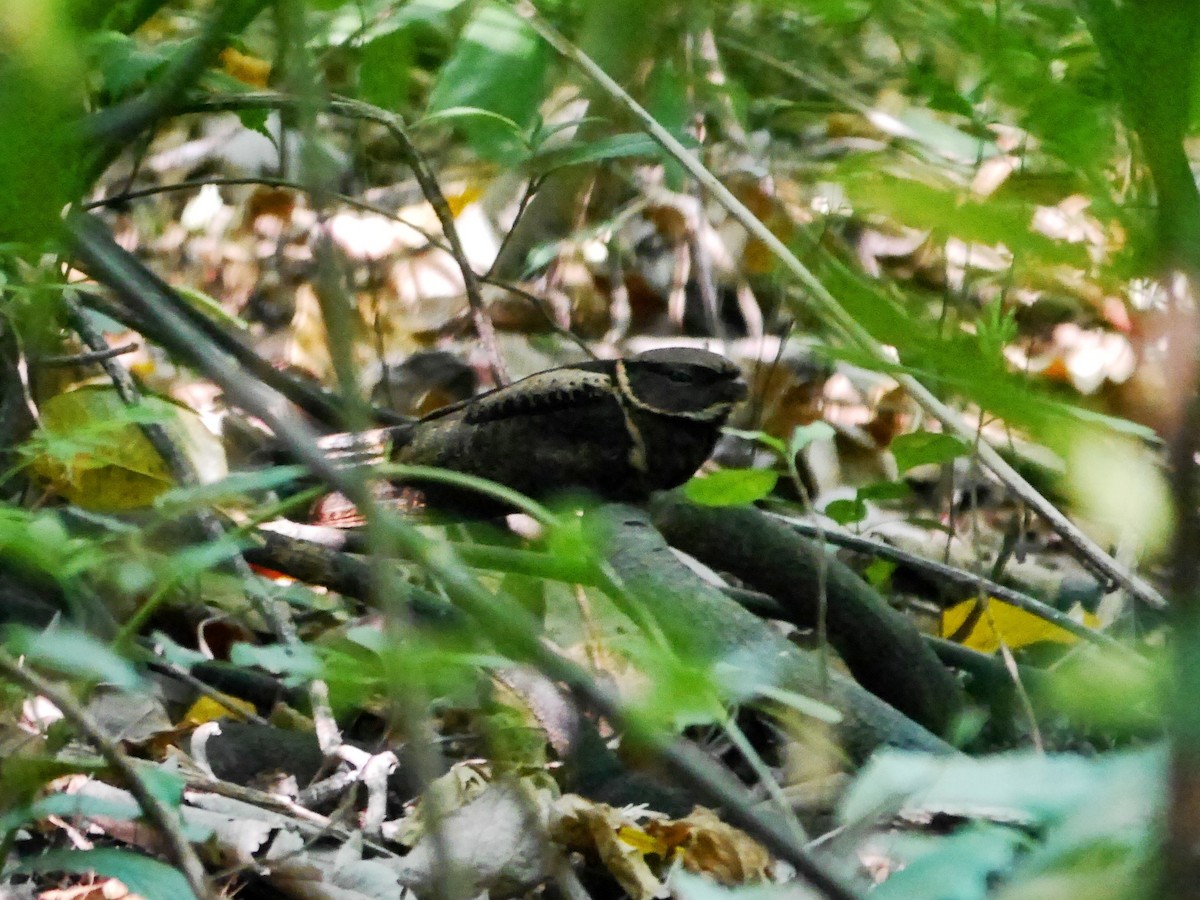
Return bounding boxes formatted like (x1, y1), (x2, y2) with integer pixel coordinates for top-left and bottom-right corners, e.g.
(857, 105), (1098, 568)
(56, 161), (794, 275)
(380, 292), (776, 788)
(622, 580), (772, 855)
(644, 806), (773, 886)
(552, 794), (667, 900)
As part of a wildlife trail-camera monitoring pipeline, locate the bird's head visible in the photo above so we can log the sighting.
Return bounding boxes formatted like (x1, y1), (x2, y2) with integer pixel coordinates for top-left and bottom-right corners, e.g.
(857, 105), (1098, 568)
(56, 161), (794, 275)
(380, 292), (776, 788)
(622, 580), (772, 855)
(617, 348), (748, 423)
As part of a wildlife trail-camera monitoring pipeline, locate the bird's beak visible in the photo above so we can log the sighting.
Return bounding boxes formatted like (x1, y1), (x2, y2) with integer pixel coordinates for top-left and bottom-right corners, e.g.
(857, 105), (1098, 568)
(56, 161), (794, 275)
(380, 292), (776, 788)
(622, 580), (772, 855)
(726, 377), (750, 403)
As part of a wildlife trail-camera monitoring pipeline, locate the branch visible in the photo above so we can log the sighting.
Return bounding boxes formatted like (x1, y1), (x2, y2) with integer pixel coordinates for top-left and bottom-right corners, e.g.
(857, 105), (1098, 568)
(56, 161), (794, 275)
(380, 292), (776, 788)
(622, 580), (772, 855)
(647, 494), (964, 735)
(769, 513), (1135, 656)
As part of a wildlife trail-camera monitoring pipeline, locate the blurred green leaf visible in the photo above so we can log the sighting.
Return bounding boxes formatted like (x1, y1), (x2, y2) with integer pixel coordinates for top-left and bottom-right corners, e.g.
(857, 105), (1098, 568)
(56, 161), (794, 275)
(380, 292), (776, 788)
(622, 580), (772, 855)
(5, 626), (142, 690)
(750, 682), (843, 724)
(823, 497), (866, 525)
(527, 133), (669, 174)
(841, 746), (1162, 827)
(872, 826), (1027, 900)
(420, 105), (527, 142)
(84, 30), (171, 99)
(229, 642), (321, 681)
(359, 26), (413, 110)
(156, 465), (310, 510)
(633, 653), (726, 731)
(426, 2), (550, 162)
(18, 848), (197, 900)
(856, 479), (912, 501)
(4, 782), (209, 842)
(685, 468), (779, 506)
(137, 766), (187, 813)
(724, 427), (786, 455)
(2, 790), (144, 832)
(1040, 645), (1164, 733)
(864, 558), (897, 590)
(0, 506), (99, 582)
(788, 421), (835, 458)
(891, 431), (970, 473)
(0, 2), (85, 244)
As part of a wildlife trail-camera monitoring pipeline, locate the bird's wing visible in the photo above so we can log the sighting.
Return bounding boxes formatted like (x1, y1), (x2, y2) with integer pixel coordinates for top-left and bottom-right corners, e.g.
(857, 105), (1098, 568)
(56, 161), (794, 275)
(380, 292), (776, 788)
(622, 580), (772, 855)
(463, 368), (614, 424)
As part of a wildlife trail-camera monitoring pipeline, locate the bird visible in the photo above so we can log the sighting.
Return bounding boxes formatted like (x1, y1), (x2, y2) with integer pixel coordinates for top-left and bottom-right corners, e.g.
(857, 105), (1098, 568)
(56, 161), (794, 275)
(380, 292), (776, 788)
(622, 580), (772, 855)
(319, 347), (747, 514)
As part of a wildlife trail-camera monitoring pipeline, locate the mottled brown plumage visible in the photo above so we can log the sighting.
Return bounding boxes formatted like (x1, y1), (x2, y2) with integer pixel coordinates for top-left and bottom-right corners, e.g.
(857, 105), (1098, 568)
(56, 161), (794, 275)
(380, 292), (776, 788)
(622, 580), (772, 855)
(387, 347), (746, 511)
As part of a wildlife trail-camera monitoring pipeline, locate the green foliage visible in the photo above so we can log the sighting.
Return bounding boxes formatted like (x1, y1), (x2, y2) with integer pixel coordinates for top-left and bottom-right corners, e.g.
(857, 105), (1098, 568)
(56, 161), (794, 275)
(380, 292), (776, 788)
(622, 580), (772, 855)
(229, 640), (322, 682)
(526, 132), (679, 175)
(871, 826), (1029, 900)
(839, 167), (1090, 270)
(17, 848), (199, 900)
(85, 30), (173, 99)
(4, 627), (142, 690)
(0, 2), (85, 245)
(359, 26), (414, 111)
(426, 2), (551, 162)
(0, 506), (100, 583)
(891, 431), (970, 474)
(820, 496), (863, 526)
(685, 468), (779, 506)
(841, 746), (1160, 898)
(1040, 645), (1165, 734)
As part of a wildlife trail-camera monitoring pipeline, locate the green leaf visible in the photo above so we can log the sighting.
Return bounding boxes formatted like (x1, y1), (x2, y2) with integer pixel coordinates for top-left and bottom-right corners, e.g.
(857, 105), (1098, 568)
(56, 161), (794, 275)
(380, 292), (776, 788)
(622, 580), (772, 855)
(527, 132), (668, 174)
(871, 826), (1027, 900)
(0, 2), (85, 244)
(359, 25), (413, 110)
(723, 427), (786, 455)
(891, 431), (970, 473)
(841, 746), (1162, 827)
(18, 848), (197, 900)
(419, 105), (527, 140)
(85, 31), (170, 99)
(230, 642), (321, 680)
(1, 790), (141, 832)
(0, 757), (107, 809)
(6, 626), (142, 690)
(788, 421), (835, 458)
(838, 166), (1090, 268)
(156, 465), (310, 509)
(751, 683), (843, 724)
(426, 2), (550, 162)
(684, 469), (779, 506)
(857, 479), (912, 501)
(823, 497), (866, 525)
(137, 767), (185, 811)
(235, 105), (270, 138)
(864, 558), (897, 590)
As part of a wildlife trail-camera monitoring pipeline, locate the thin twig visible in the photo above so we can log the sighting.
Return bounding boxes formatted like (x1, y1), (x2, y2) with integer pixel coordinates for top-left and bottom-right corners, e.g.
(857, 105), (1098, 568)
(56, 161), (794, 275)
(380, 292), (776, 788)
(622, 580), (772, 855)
(182, 93), (509, 384)
(88, 173), (593, 358)
(769, 511), (1136, 657)
(39, 342), (139, 367)
(510, 0), (1165, 610)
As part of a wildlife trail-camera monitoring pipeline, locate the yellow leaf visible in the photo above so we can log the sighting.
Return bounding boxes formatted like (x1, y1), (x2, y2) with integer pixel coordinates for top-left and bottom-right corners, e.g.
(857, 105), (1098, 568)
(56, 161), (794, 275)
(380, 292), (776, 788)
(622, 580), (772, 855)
(181, 693), (256, 727)
(29, 386), (227, 511)
(552, 795), (665, 900)
(940, 597), (1100, 653)
(617, 825), (669, 856)
(220, 47), (271, 88)
(445, 182), (484, 217)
